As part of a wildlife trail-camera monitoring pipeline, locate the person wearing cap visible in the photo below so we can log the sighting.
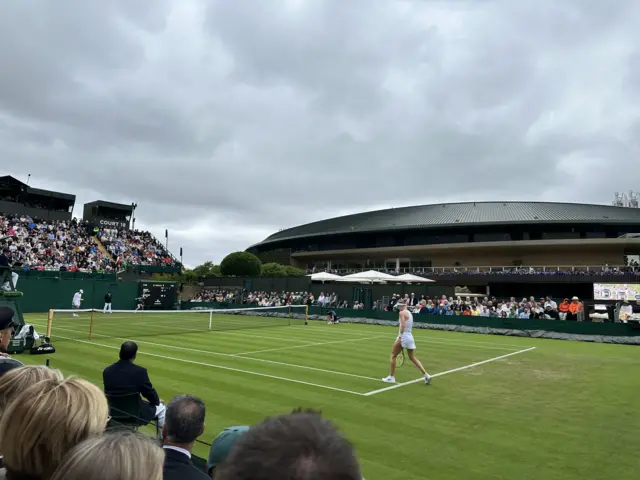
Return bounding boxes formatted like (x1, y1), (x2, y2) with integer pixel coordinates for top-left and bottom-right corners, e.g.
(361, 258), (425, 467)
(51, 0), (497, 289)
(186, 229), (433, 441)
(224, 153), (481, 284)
(207, 426), (249, 478)
(0, 357), (23, 376)
(568, 296), (583, 321)
(0, 307), (16, 355)
(0, 247), (19, 292)
(71, 289), (83, 317)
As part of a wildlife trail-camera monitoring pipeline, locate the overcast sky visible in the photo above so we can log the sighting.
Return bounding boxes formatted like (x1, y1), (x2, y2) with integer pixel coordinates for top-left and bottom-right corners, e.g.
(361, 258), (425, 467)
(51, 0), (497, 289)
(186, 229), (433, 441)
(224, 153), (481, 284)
(1, 0), (639, 267)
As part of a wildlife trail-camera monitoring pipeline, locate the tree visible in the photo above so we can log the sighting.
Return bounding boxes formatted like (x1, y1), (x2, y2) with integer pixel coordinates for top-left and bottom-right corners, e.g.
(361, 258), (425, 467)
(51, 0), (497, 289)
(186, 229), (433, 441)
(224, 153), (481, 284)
(220, 252), (262, 276)
(192, 261), (220, 279)
(261, 263), (287, 276)
(282, 265), (306, 276)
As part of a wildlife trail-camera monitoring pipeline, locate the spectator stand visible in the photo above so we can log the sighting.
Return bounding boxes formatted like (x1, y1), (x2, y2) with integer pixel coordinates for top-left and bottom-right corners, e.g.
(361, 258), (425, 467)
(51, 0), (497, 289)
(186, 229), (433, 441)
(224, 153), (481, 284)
(1, 214), (112, 272)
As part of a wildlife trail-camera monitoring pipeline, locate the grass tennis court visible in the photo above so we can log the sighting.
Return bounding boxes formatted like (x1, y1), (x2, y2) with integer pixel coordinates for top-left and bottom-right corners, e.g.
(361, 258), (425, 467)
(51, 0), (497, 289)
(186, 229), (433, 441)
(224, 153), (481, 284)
(19, 310), (640, 480)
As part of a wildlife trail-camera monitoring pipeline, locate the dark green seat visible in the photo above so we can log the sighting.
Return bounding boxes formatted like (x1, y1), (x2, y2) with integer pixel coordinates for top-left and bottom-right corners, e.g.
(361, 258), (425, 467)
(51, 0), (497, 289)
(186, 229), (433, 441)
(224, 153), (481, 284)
(105, 392), (147, 430)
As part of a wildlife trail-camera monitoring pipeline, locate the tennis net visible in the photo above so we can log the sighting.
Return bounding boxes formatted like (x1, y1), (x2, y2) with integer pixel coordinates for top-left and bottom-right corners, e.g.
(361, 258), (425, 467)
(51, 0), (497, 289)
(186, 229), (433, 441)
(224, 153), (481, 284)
(44, 305), (308, 341)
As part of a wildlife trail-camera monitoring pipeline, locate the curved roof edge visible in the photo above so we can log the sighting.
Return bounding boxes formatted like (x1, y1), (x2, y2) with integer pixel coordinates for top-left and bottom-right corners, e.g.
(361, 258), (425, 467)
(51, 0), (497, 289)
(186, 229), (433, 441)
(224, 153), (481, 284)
(250, 201), (640, 248)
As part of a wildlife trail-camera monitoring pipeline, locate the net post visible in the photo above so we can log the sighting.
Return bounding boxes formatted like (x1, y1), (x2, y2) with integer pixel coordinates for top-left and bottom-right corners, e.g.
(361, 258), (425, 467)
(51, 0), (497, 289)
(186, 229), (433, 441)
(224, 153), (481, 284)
(209, 311), (213, 330)
(305, 304), (308, 325)
(89, 310), (95, 340)
(46, 309), (54, 339)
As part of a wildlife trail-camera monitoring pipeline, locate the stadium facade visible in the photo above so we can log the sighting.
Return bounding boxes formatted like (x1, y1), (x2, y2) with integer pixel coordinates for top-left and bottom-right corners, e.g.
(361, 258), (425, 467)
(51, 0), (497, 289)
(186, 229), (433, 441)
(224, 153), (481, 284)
(247, 201), (640, 271)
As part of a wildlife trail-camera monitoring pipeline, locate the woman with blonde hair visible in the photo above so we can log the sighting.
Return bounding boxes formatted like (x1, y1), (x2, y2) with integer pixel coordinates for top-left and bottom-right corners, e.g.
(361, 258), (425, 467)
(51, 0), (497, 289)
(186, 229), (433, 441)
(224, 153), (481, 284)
(50, 430), (164, 480)
(0, 376), (109, 480)
(0, 366), (63, 417)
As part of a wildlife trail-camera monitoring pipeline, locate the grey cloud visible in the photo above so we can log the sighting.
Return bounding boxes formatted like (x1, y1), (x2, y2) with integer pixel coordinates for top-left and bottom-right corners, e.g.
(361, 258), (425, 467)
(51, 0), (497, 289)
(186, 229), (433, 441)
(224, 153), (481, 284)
(1, 0), (639, 265)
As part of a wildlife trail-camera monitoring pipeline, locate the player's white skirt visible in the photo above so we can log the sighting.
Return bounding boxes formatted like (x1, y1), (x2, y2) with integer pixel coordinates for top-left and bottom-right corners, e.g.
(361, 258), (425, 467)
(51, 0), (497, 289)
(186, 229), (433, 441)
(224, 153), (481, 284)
(72, 303), (80, 308)
(400, 333), (416, 350)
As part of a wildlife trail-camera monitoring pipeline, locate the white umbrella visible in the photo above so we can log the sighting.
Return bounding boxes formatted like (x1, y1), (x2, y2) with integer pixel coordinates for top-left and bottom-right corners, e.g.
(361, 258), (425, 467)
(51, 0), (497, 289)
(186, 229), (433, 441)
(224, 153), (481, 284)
(335, 270), (398, 283)
(308, 272), (342, 282)
(394, 273), (435, 283)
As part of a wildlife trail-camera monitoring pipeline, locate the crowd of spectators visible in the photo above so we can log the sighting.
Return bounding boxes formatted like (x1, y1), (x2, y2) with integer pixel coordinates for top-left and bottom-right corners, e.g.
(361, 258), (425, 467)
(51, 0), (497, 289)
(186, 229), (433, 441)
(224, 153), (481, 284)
(0, 335), (363, 480)
(0, 214), (112, 272)
(189, 290), (334, 307)
(189, 289), (587, 320)
(313, 264), (640, 277)
(0, 214), (177, 272)
(383, 294), (585, 320)
(98, 228), (176, 267)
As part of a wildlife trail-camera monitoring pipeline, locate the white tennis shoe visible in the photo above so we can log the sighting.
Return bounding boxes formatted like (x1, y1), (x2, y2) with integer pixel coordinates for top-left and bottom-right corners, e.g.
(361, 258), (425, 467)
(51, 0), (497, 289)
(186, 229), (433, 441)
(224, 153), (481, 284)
(381, 376), (396, 383)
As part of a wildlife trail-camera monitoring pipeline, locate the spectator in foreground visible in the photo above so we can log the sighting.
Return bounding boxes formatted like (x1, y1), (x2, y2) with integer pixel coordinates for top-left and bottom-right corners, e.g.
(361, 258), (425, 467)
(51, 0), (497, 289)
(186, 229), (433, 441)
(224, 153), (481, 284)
(0, 376), (109, 480)
(103, 341), (166, 429)
(0, 308), (15, 355)
(0, 358), (22, 378)
(0, 366), (63, 417)
(207, 426), (249, 478)
(50, 430), (164, 480)
(214, 409), (362, 480)
(162, 395), (209, 480)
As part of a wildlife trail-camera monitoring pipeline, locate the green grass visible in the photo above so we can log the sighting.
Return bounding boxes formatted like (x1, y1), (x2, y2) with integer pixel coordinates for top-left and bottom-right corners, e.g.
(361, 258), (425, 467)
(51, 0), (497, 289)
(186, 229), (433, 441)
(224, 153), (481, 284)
(18, 311), (640, 480)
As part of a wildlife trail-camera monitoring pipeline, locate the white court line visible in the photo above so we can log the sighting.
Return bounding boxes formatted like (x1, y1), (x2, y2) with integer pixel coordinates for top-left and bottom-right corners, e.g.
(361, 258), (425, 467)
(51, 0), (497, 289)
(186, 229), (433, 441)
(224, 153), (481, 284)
(363, 347), (537, 396)
(232, 335), (386, 356)
(49, 333), (365, 396)
(30, 323), (382, 382)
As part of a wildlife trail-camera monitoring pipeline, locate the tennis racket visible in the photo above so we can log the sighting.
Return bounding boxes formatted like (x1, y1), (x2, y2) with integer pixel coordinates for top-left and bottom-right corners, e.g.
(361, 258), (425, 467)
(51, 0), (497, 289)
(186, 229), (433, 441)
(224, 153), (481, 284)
(396, 348), (405, 367)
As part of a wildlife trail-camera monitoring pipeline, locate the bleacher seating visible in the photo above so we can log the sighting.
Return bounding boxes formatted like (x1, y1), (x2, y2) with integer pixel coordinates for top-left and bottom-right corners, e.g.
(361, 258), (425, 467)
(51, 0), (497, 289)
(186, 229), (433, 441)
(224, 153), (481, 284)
(0, 214), (177, 272)
(0, 214), (112, 272)
(98, 228), (177, 267)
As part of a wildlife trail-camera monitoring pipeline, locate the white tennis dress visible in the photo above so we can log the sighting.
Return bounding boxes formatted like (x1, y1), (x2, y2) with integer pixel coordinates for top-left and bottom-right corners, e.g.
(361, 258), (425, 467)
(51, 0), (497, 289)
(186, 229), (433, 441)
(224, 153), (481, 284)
(399, 311), (416, 350)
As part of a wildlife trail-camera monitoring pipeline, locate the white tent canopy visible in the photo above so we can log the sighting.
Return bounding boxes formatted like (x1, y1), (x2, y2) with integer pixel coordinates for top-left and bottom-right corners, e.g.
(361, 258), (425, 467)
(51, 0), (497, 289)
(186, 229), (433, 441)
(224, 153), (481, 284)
(308, 272), (343, 282)
(335, 270), (398, 283)
(394, 273), (435, 283)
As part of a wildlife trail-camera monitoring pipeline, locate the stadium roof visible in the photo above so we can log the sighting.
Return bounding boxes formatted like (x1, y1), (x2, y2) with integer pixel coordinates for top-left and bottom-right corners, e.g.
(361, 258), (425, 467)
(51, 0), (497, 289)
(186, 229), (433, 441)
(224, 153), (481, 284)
(257, 201), (640, 245)
(0, 175), (75, 201)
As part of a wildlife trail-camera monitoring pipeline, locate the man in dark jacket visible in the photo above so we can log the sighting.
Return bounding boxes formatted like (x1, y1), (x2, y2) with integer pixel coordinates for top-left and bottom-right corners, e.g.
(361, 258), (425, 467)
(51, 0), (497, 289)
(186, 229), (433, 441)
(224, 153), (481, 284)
(163, 395), (209, 480)
(102, 341), (165, 427)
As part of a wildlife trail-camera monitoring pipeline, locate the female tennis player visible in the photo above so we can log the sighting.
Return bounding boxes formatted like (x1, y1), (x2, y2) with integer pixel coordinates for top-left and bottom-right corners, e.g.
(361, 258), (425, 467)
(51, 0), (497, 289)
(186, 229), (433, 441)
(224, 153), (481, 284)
(382, 302), (431, 384)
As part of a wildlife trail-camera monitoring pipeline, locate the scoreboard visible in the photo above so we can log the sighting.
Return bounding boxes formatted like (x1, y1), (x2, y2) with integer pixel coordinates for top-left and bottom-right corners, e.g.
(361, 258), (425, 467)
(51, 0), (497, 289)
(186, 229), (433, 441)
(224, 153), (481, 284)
(139, 282), (178, 310)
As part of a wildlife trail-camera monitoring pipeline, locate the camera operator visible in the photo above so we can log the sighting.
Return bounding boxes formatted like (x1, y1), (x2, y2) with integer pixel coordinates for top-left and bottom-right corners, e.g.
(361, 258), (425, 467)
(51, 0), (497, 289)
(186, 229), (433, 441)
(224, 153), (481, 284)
(0, 247), (19, 292)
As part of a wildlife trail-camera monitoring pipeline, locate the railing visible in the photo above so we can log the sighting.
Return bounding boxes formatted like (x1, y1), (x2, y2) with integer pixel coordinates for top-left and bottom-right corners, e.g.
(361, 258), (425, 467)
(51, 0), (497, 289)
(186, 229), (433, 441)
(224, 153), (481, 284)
(312, 265), (640, 275)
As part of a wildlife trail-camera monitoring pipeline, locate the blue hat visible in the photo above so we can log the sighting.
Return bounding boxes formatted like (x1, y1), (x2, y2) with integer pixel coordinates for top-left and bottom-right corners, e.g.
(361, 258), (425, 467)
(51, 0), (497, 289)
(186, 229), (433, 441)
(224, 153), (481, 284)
(207, 426), (249, 472)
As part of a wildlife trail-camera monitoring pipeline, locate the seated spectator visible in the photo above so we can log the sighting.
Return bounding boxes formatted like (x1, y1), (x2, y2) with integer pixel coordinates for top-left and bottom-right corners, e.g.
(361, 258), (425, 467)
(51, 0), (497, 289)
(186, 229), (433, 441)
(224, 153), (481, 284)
(0, 366), (63, 417)
(162, 395), (209, 480)
(543, 305), (559, 320)
(207, 426), (249, 478)
(0, 215), (110, 272)
(0, 376), (109, 480)
(50, 430), (163, 480)
(214, 409), (362, 480)
(100, 228), (176, 268)
(102, 341), (166, 430)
